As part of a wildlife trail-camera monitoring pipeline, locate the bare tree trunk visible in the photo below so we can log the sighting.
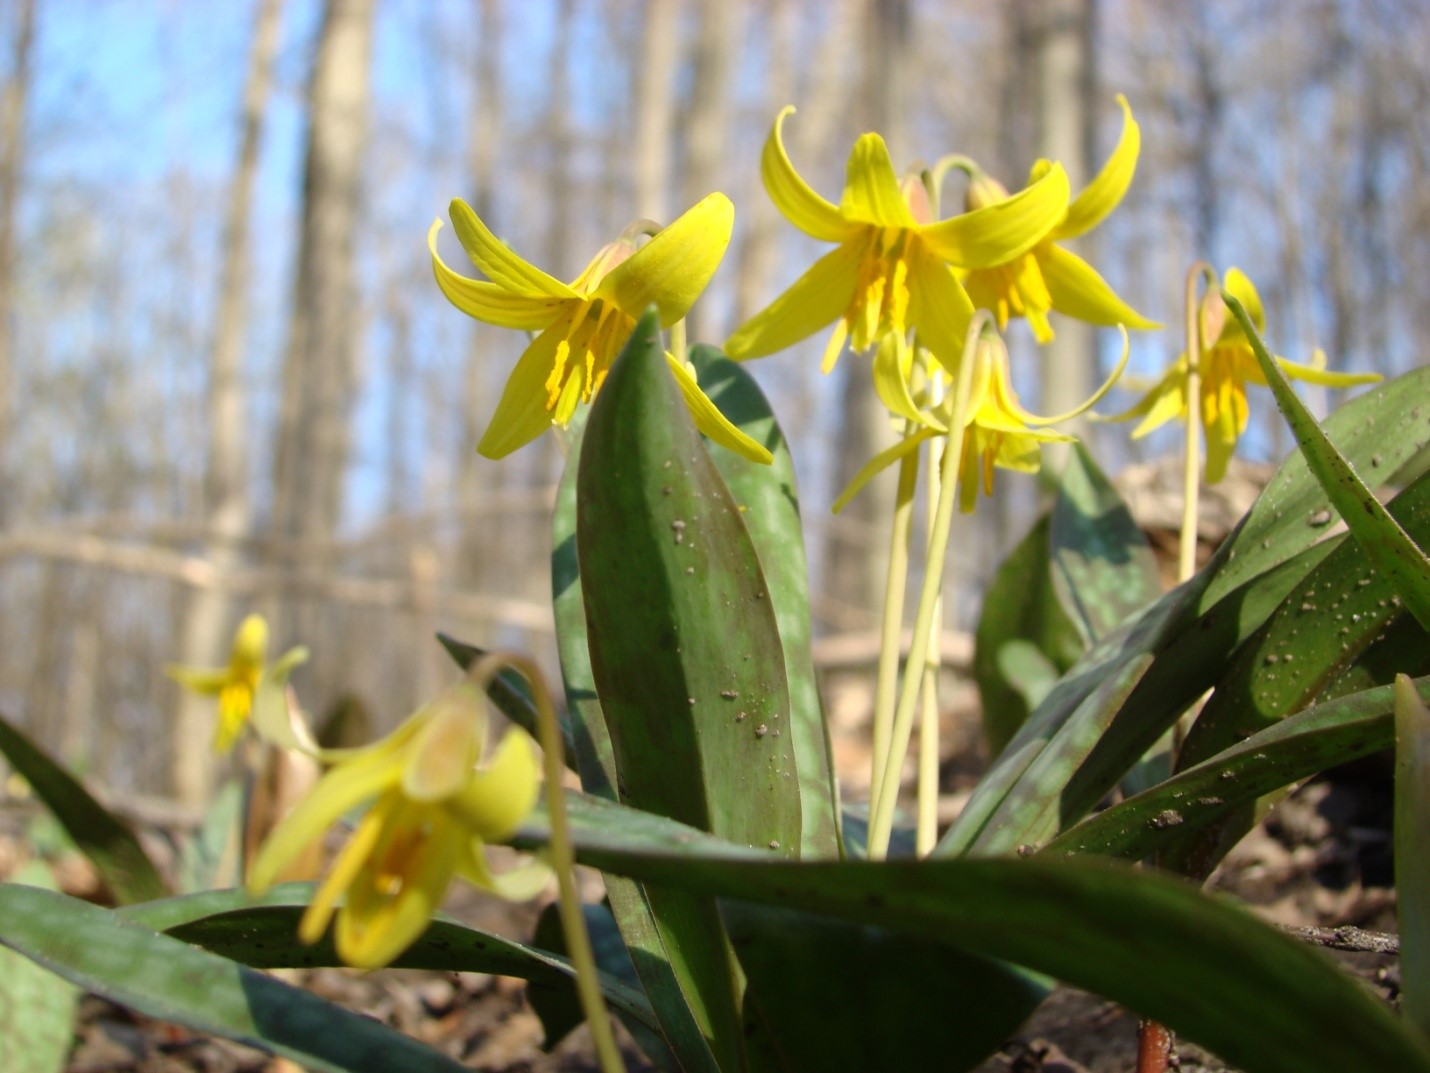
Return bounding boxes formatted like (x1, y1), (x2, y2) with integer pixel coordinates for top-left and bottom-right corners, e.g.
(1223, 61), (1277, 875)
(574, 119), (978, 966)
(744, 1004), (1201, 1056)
(1032, 0), (1097, 463)
(0, 0), (36, 498)
(823, 0), (910, 628)
(633, 0), (678, 222)
(170, 0), (284, 809)
(269, 0), (374, 660)
(679, 0), (738, 341)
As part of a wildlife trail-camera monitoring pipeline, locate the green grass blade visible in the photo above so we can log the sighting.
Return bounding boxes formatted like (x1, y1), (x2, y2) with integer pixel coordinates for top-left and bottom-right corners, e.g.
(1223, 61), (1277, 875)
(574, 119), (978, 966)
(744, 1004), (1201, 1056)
(0, 709), (167, 904)
(0, 884), (467, 1073)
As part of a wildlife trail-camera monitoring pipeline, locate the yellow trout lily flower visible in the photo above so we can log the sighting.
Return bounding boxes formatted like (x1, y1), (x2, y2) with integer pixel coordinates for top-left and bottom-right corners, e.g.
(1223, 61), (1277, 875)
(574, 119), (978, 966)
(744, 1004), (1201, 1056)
(1102, 267), (1380, 484)
(726, 106), (1070, 372)
(166, 614), (308, 754)
(431, 192), (770, 465)
(836, 327), (1129, 513)
(248, 681), (548, 969)
(960, 96), (1159, 344)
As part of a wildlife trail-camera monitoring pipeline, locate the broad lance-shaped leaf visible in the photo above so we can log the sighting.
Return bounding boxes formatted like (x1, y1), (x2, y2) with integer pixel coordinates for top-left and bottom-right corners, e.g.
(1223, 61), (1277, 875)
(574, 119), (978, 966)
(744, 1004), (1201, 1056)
(1045, 677), (1426, 859)
(0, 884), (468, 1073)
(1049, 441), (1162, 647)
(1231, 295), (1430, 630)
(1397, 675), (1430, 1041)
(510, 809), (1430, 1073)
(940, 366), (1430, 856)
(0, 863), (79, 1073)
(117, 885), (659, 1035)
(553, 403), (724, 1073)
(973, 513), (1085, 756)
(0, 709), (166, 904)
(691, 344), (841, 858)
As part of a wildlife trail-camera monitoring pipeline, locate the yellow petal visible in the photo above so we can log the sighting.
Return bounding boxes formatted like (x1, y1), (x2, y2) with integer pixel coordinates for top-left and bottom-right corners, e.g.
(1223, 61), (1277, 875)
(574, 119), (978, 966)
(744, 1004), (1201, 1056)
(457, 844), (553, 901)
(905, 242), (974, 372)
(1219, 268), (1264, 341)
(871, 333), (929, 426)
(247, 646), (317, 754)
(446, 730), (542, 841)
(596, 192), (733, 326)
(840, 133), (916, 228)
(246, 746), (401, 894)
(403, 685), (486, 803)
(1203, 424), (1237, 485)
(920, 163), (1070, 269)
(832, 428), (939, 513)
(298, 801), (388, 946)
(761, 106), (857, 243)
(1053, 95), (1140, 240)
(725, 241), (864, 360)
(164, 664), (231, 695)
(429, 220), (569, 329)
(231, 614), (269, 668)
(666, 354), (774, 465)
(1039, 245), (1160, 330)
(477, 315), (577, 459)
(1276, 355), (1382, 389)
(448, 198), (574, 298)
(336, 803), (462, 969)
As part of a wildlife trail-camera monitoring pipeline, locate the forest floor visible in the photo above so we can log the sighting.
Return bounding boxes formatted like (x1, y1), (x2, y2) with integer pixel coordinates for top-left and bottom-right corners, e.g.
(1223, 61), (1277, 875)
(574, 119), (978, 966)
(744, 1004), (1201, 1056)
(6, 671), (1404, 1073)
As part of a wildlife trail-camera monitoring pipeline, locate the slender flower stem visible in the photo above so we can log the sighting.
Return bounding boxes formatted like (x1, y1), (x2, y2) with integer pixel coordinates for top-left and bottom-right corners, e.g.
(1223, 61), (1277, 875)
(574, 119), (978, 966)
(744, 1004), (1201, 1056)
(1177, 262), (1217, 584)
(869, 436), (919, 828)
(916, 361), (949, 856)
(472, 654), (626, 1073)
(669, 318), (688, 367)
(867, 314), (986, 860)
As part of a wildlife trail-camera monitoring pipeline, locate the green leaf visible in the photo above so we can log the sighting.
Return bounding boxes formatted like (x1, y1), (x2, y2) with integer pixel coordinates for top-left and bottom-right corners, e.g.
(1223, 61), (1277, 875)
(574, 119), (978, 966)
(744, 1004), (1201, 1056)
(1049, 441), (1163, 646)
(1045, 678), (1423, 859)
(176, 777), (243, 893)
(436, 633), (577, 769)
(1231, 299), (1430, 631)
(973, 513), (1085, 755)
(510, 823), (1430, 1073)
(691, 345), (841, 858)
(1397, 675), (1430, 1041)
(553, 347), (722, 1073)
(1200, 362), (1430, 611)
(0, 884), (467, 1073)
(723, 901), (1045, 1073)
(0, 709), (167, 904)
(118, 885), (659, 1036)
(0, 863), (80, 1073)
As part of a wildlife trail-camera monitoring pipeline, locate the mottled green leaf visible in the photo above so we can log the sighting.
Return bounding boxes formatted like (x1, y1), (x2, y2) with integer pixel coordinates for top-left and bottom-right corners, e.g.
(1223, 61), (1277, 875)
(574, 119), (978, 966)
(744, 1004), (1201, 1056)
(1397, 676), (1430, 1041)
(0, 863), (79, 1073)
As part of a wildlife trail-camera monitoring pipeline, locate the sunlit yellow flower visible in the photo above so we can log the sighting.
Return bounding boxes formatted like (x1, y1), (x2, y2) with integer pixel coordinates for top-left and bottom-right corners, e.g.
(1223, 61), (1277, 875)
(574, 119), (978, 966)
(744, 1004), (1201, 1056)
(1102, 267), (1380, 484)
(166, 615), (307, 754)
(431, 192), (769, 464)
(726, 106), (1070, 373)
(836, 327), (1129, 513)
(248, 682), (547, 969)
(959, 96), (1159, 344)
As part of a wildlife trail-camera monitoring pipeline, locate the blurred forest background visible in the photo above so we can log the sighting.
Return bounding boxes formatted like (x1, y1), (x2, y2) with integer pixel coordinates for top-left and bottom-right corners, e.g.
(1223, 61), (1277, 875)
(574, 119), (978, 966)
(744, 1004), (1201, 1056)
(0, 0), (1425, 811)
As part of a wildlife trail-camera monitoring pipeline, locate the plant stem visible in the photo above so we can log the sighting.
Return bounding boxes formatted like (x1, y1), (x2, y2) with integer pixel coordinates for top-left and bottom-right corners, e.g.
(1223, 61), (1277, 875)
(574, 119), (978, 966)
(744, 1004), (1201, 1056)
(916, 364), (949, 856)
(869, 433), (919, 830)
(478, 654), (626, 1073)
(867, 316), (984, 860)
(1177, 262), (1216, 585)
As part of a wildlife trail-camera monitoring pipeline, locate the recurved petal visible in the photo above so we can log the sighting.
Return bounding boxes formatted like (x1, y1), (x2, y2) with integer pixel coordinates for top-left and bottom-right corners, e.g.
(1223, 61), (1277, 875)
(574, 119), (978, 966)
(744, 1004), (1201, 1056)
(448, 199), (574, 298)
(726, 241), (864, 360)
(666, 354), (774, 464)
(761, 106), (857, 243)
(477, 320), (573, 459)
(872, 333), (935, 426)
(403, 685), (486, 803)
(596, 192), (733, 326)
(1275, 355), (1382, 388)
(1219, 268), (1265, 340)
(1040, 245), (1161, 330)
(164, 665), (231, 695)
(832, 428), (940, 514)
(458, 844), (553, 901)
(430, 221), (569, 329)
(921, 163), (1071, 269)
(246, 747), (401, 895)
(840, 133), (917, 228)
(447, 731), (542, 841)
(1054, 95), (1140, 239)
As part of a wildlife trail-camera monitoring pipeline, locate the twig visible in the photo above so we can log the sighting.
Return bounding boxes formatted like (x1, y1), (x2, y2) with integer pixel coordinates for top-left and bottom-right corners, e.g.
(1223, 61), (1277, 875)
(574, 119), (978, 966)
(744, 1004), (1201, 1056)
(1281, 924), (1400, 955)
